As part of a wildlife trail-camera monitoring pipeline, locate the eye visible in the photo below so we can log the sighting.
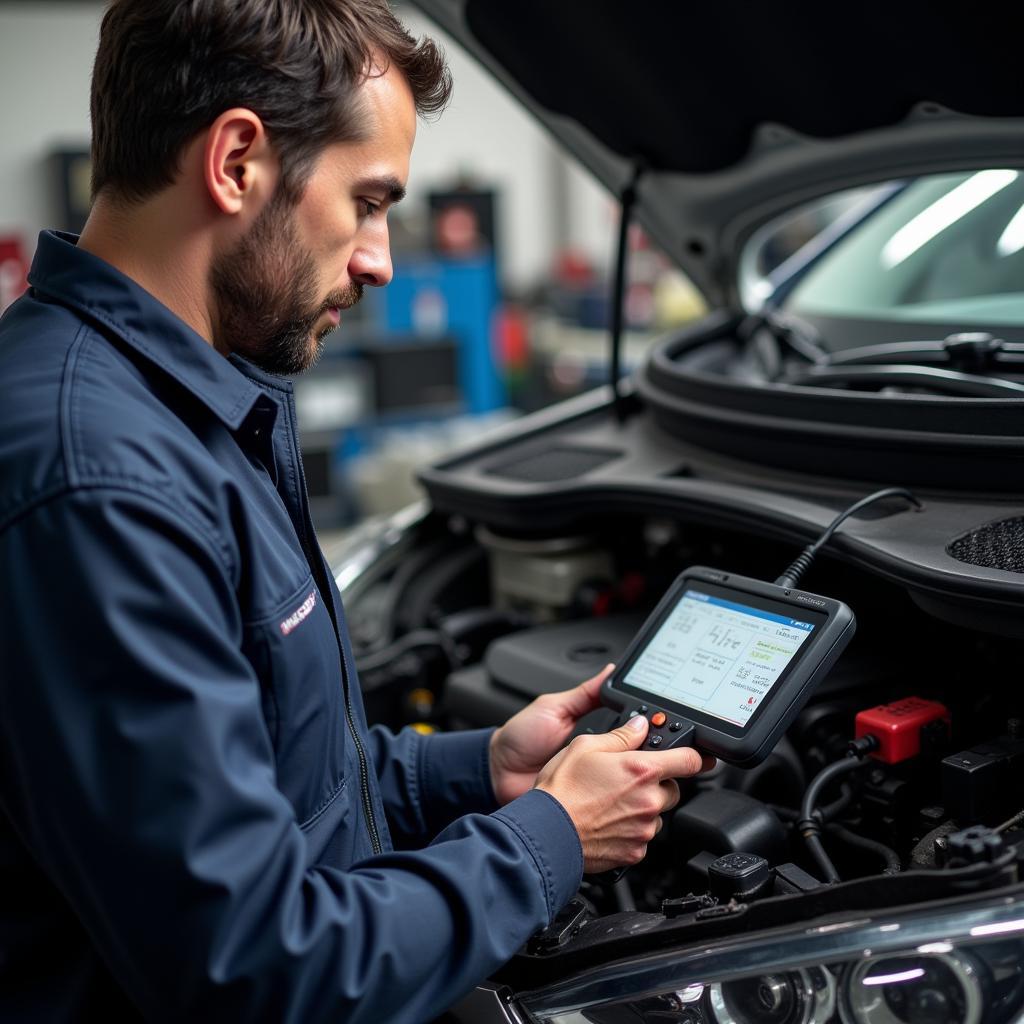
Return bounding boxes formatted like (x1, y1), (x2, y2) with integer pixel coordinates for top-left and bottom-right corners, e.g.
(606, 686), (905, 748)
(356, 198), (382, 219)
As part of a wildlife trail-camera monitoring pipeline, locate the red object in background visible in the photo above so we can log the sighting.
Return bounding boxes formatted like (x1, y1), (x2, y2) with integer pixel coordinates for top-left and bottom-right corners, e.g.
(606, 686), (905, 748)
(855, 696), (951, 764)
(553, 248), (594, 288)
(617, 572), (646, 607)
(0, 236), (28, 315)
(495, 303), (529, 372)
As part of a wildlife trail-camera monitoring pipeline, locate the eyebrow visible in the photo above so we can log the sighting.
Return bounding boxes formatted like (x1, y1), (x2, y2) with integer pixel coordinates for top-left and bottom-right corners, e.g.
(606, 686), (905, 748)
(356, 176), (407, 204)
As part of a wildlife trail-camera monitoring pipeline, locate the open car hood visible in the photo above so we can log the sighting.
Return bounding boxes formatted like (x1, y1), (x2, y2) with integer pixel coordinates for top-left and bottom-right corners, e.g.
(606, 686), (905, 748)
(411, 0), (1024, 307)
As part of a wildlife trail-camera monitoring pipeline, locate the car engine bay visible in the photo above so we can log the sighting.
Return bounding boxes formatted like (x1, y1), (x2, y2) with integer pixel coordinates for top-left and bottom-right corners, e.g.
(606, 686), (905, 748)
(325, 277), (1024, 1016)
(342, 486), (1024, 980)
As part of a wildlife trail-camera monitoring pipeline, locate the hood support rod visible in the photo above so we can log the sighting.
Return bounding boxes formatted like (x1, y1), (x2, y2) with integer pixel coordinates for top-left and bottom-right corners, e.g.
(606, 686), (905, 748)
(610, 162), (644, 422)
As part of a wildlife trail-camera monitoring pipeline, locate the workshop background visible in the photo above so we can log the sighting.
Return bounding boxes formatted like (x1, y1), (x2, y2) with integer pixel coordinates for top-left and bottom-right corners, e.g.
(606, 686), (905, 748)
(0, 1), (710, 535)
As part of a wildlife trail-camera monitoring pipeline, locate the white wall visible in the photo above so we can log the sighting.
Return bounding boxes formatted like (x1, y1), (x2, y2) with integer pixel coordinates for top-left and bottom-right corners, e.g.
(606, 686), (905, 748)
(0, 2), (101, 252)
(398, 7), (616, 289)
(0, 2), (613, 290)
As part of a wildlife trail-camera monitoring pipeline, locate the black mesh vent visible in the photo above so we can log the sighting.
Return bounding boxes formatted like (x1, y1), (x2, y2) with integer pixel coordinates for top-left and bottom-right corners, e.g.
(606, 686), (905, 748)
(485, 446), (622, 483)
(948, 517), (1024, 574)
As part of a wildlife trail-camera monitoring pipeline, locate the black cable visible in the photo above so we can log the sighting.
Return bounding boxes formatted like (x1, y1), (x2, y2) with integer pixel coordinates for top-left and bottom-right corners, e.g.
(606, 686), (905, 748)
(376, 538), (451, 645)
(820, 782), (857, 823)
(995, 808), (1024, 834)
(355, 629), (450, 676)
(797, 735), (879, 884)
(610, 162), (644, 424)
(775, 487), (923, 589)
(798, 757), (864, 883)
(825, 823), (901, 875)
(770, 783), (853, 824)
(612, 876), (636, 913)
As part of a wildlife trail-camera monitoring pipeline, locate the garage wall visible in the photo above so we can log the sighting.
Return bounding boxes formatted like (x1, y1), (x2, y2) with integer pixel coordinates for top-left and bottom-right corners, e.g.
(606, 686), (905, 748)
(398, 7), (617, 289)
(0, 2), (614, 291)
(0, 3), (101, 253)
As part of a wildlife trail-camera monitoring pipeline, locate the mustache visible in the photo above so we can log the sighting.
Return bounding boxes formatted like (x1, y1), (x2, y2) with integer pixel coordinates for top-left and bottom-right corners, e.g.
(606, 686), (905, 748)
(321, 282), (363, 314)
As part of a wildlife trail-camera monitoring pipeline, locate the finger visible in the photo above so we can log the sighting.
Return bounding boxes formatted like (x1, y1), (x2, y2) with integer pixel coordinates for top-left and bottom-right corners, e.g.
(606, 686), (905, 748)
(578, 662), (615, 701)
(654, 815), (664, 836)
(700, 754), (718, 774)
(658, 778), (681, 813)
(555, 663), (615, 720)
(589, 711), (648, 752)
(646, 745), (705, 780)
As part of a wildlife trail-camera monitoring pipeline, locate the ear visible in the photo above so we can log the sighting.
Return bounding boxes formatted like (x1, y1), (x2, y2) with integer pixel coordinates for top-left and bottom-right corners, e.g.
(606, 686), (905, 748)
(203, 108), (275, 215)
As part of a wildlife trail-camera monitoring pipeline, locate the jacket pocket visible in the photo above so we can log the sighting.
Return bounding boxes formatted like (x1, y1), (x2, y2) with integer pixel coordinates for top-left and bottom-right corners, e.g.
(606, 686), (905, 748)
(242, 575), (347, 826)
(299, 776), (352, 865)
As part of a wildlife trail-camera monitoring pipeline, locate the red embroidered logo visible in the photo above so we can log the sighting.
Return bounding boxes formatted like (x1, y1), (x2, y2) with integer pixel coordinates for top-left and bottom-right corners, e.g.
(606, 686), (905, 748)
(280, 591), (316, 636)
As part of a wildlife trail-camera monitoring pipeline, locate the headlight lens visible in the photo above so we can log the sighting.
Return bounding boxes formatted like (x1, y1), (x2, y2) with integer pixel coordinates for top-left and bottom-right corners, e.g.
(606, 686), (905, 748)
(520, 898), (1024, 1024)
(841, 952), (982, 1024)
(709, 965), (835, 1024)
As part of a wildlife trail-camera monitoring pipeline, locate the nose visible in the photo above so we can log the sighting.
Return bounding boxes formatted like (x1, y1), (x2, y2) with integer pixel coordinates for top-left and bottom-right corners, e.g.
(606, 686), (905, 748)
(348, 222), (393, 288)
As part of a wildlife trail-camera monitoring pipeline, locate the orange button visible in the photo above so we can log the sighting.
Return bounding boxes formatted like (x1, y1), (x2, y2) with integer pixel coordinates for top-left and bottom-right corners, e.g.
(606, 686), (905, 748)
(650, 712), (667, 727)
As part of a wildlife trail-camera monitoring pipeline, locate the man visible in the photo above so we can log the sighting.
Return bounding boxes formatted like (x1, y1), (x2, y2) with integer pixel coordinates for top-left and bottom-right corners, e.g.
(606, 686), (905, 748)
(0, 3), (708, 1021)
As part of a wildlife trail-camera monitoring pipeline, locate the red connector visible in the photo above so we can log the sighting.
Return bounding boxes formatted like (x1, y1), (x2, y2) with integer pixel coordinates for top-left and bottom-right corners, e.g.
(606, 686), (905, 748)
(855, 697), (951, 764)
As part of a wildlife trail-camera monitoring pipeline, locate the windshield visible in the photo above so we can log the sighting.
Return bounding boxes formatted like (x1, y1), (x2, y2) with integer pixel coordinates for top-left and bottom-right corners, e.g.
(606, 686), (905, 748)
(779, 170), (1024, 346)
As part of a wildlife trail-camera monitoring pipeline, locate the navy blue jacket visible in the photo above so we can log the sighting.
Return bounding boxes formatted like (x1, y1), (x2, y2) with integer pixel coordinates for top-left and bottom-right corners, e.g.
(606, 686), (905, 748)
(0, 232), (582, 1022)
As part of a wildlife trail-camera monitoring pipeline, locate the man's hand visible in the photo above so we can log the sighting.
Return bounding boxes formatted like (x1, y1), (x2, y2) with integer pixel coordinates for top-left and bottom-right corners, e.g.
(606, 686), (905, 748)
(489, 664), (614, 807)
(535, 715), (711, 873)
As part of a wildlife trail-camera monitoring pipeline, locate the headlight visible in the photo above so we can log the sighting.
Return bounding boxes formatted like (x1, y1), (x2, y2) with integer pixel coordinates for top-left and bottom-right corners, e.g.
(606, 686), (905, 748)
(519, 897), (1024, 1024)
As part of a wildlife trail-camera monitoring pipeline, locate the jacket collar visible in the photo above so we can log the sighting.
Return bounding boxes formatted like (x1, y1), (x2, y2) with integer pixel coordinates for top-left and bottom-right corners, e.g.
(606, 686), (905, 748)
(28, 230), (268, 431)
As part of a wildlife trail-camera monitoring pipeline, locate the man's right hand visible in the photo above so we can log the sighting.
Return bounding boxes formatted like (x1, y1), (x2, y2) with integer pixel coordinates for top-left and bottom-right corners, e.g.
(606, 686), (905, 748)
(534, 714), (712, 873)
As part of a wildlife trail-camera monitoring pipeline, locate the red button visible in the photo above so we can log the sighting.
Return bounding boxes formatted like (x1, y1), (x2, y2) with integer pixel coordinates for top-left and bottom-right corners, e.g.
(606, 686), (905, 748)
(651, 712), (667, 727)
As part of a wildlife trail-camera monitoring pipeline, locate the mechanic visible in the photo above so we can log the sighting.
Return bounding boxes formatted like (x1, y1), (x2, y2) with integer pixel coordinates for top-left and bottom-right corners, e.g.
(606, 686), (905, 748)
(0, 2), (711, 1021)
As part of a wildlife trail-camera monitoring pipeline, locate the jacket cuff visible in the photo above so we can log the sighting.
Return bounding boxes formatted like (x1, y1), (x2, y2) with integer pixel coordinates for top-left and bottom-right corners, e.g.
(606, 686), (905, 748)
(419, 727), (499, 818)
(493, 789), (583, 923)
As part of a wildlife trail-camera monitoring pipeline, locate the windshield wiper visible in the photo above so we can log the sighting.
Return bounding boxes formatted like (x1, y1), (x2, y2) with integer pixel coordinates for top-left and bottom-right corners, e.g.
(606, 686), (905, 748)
(741, 310), (830, 379)
(821, 332), (1024, 373)
(747, 319), (1024, 392)
(783, 362), (1024, 397)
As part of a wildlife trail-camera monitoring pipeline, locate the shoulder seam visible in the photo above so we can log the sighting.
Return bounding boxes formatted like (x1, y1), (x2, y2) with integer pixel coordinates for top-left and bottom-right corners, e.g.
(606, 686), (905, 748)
(0, 479), (235, 576)
(58, 322), (91, 487)
(52, 291), (257, 425)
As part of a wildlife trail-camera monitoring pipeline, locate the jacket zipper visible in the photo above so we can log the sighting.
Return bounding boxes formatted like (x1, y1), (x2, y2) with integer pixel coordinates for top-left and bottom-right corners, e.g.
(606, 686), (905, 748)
(284, 399), (383, 856)
(340, 642), (382, 855)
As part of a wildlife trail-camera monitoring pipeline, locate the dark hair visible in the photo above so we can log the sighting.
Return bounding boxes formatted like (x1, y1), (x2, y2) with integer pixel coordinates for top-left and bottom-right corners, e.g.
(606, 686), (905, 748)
(90, 0), (451, 203)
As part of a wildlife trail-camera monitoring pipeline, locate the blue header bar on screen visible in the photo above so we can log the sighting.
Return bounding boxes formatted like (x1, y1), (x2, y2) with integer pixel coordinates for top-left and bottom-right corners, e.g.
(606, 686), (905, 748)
(687, 591), (816, 631)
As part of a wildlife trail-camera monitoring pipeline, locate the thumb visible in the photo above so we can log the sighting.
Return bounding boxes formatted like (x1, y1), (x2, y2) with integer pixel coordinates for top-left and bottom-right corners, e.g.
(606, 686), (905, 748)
(557, 663), (615, 720)
(595, 712), (649, 751)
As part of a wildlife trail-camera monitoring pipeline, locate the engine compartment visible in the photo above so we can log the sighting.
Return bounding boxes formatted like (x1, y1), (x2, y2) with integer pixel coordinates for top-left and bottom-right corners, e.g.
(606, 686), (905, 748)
(344, 501), (1024, 969)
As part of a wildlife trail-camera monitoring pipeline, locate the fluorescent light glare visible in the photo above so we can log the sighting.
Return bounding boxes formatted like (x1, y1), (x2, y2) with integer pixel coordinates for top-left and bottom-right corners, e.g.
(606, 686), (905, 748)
(678, 985), (704, 1004)
(863, 968), (926, 987)
(997, 202), (1024, 257)
(882, 170), (1019, 268)
(970, 918), (1024, 937)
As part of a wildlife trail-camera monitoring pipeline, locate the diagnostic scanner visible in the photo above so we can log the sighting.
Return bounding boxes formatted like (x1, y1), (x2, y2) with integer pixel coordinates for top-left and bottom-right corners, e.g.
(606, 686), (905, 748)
(601, 566), (855, 767)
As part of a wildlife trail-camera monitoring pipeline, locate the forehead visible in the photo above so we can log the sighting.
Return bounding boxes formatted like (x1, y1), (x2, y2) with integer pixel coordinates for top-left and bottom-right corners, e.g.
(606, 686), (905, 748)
(311, 64), (417, 188)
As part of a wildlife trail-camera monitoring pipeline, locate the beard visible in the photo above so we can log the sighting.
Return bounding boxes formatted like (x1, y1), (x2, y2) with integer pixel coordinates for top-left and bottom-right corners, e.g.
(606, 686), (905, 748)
(210, 192), (362, 377)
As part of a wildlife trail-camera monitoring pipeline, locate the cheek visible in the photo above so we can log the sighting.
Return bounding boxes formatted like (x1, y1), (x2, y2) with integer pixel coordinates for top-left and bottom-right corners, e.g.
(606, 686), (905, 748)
(306, 215), (358, 283)
(296, 191), (353, 247)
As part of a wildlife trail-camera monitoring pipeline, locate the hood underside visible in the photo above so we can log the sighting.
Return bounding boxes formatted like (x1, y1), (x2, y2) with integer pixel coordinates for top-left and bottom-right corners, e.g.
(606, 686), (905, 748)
(412, 0), (1024, 305)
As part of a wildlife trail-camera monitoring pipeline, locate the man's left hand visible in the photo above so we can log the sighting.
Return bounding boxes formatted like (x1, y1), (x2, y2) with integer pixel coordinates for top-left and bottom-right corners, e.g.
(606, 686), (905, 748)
(488, 663), (614, 806)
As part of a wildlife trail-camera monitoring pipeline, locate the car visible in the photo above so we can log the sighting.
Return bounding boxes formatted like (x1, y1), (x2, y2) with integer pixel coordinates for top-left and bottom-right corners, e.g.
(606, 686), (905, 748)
(330, 3), (1024, 1021)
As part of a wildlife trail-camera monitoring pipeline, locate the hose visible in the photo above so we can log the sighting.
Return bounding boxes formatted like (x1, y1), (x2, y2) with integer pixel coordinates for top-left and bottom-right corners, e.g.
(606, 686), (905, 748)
(771, 782), (853, 824)
(355, 629), (450, 678)
(825, 823), (901, 875)
(797, 735), (879, 883)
